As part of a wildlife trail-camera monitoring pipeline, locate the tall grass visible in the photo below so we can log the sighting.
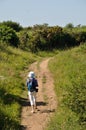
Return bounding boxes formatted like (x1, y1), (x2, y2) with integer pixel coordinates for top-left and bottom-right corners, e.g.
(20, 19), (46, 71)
(46, 44), (86, 130)
(0, 42), (86, 129)
(0, 43), (37, 130)
(0, 43), (58, 129)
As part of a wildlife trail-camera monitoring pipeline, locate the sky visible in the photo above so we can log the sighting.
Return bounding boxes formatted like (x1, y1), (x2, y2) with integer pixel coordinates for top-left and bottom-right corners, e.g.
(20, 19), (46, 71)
(0, 0), (86, 27)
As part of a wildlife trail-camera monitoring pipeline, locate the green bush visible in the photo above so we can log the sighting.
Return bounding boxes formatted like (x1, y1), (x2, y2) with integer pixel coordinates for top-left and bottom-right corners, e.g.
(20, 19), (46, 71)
(74, 31), (86, 44)
(18, 31), (29, 50)
(0, 21), (23, 32)
(0, 25), (19, 47)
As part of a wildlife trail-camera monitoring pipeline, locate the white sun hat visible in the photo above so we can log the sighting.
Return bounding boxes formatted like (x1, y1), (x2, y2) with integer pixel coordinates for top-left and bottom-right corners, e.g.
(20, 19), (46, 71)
(27, 71), (35, 78)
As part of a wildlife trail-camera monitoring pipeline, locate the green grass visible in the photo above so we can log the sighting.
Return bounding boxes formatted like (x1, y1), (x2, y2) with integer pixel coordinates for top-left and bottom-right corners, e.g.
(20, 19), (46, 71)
(0, 42), (86, 130)
(36, 49), (59, 57)
(46, 44), (86, 130)
(0, 43), (37, 129)
(0, 43), (58, 129)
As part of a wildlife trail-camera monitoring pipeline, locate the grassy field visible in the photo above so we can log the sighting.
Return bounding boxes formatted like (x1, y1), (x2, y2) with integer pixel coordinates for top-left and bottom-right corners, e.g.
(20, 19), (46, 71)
(0, 43), (59, 129)
(0, 43), (38, 130)
(0, 42), (86, 130)
(46, 44), (86, 130)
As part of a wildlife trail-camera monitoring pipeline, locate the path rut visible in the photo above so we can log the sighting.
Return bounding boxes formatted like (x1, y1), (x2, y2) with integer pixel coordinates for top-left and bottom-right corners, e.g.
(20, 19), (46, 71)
(21, 58), (57, 130)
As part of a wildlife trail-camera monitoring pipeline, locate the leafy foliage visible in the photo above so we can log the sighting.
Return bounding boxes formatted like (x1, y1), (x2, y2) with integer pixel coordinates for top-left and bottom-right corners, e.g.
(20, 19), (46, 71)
(0, 25), (19, 46)
(0, 21), (23, 32)
(18, 30), (29, 50)
(0, 21), (86, 52)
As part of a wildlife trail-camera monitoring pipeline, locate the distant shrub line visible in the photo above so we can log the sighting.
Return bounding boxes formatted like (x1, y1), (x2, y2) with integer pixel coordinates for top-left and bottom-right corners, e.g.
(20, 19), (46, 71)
(0, 21), (86, 52)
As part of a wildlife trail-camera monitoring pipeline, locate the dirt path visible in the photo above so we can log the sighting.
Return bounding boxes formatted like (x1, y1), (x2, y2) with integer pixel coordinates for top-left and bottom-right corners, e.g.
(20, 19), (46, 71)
(21, 58), (57, 130)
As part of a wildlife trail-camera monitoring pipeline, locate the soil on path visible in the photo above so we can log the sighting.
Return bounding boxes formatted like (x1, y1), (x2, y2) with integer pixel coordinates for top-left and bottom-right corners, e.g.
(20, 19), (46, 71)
(21, 58), (57, 130)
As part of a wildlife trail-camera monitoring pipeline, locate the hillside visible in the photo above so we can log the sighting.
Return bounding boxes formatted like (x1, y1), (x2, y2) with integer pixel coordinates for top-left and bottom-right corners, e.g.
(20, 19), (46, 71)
(47, 44), (86, 130)
(0, 44), (37, 129)
(0, 43), (86, 130)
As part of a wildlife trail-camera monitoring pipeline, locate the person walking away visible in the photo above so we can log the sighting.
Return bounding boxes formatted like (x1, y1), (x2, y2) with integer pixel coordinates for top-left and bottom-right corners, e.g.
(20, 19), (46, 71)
(26, 71), (38, 113)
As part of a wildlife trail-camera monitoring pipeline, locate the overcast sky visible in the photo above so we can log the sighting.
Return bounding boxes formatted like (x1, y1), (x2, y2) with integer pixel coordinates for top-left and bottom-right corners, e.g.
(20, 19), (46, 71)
(0, 0), (86, 27)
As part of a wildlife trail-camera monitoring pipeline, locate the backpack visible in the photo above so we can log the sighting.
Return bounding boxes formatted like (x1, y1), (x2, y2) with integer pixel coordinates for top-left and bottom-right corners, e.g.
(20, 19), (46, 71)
(27, 78), (38, 92)
(32, 78), (38, 88)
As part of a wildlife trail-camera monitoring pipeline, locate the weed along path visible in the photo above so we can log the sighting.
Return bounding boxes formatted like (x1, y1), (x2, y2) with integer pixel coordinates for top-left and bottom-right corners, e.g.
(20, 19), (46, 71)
(21, 58), (57, 130)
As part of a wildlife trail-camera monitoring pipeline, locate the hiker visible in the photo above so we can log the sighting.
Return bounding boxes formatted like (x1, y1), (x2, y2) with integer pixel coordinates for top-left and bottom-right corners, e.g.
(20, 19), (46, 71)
(26, 71), (38, 113)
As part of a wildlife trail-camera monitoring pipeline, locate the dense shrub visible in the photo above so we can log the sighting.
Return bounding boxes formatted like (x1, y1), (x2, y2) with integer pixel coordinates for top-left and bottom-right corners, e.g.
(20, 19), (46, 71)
(74, 31), (86, 44)
(0, 25), (19, 47)
(0, 22), (86, 51)
(0, 21), (23, 32)
(27, 25), (86, 51)
(18, 31), (29, 50)
(28, 32), (41, 52)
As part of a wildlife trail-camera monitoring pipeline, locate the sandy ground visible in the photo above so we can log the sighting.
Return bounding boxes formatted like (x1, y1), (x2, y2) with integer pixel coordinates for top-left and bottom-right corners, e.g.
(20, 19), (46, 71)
(21, 58), (57, 130)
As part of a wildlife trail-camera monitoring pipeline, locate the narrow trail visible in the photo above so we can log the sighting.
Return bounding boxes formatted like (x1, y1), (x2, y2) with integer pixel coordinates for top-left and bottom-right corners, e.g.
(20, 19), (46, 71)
(21, 58), (57, 130)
